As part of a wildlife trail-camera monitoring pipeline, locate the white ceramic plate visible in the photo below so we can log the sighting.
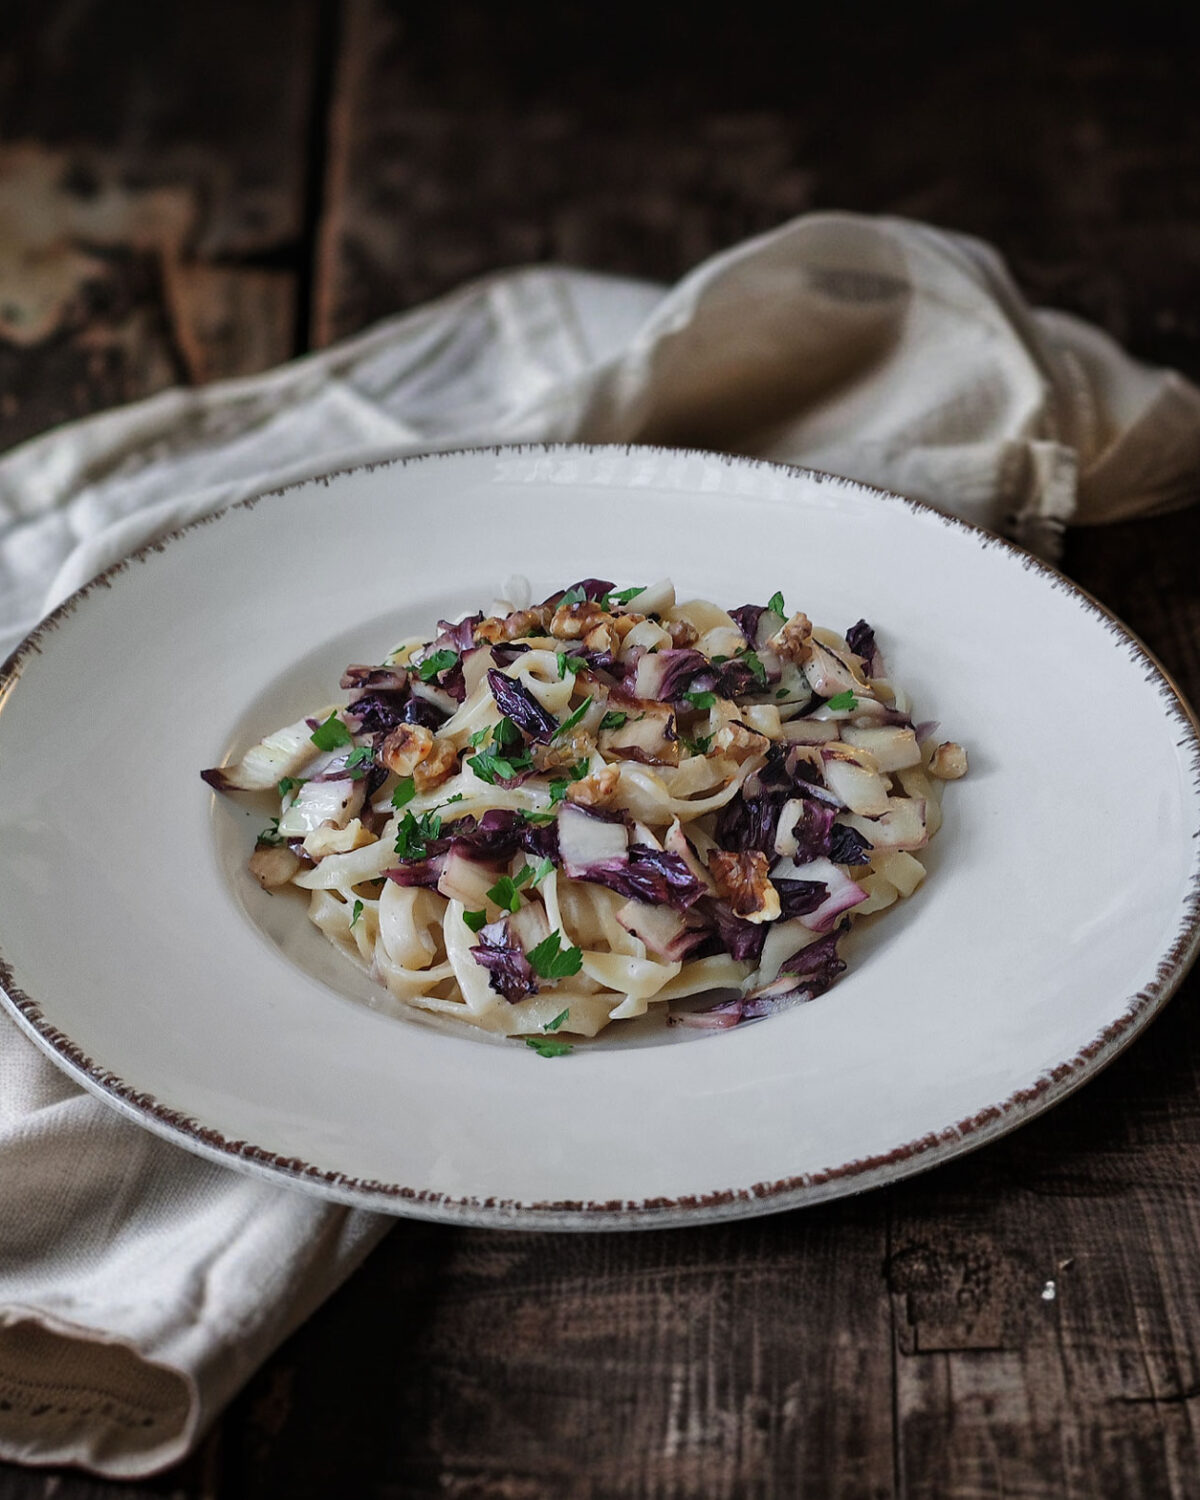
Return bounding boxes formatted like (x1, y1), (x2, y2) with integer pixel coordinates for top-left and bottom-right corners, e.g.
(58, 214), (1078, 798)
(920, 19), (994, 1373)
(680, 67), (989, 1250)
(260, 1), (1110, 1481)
(2, 446), (1198, 1228)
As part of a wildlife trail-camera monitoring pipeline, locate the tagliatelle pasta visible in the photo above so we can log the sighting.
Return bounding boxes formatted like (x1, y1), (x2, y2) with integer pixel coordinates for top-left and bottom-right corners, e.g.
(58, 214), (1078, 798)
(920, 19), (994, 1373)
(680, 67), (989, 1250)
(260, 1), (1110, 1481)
(202, 578), (966, 1050)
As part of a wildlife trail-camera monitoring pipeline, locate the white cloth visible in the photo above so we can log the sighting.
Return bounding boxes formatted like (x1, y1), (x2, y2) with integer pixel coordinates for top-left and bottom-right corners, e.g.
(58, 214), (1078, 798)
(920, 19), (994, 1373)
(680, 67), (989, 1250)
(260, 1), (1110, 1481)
(2, 212), (1198, 1478)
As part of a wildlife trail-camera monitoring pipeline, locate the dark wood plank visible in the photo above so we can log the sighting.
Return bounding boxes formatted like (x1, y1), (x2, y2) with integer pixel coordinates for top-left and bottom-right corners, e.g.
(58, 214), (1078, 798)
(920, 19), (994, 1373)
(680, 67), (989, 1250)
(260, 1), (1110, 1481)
(314, 0), (1200, 385)
(219, 1213), (894, 1500)
(0, 0), (320, 453)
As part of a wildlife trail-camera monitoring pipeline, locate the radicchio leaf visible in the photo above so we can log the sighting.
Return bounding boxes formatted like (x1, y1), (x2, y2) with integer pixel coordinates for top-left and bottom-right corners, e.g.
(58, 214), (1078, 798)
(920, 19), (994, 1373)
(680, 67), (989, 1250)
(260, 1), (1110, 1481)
(828, 823), (871, 866)
(544, 578), (614, 605)
(773, 879), (829, 920)
(433, 614), (484, 653)
(730, 604), (767, 644)
(383, 854), (447, 889)
(443, 809), (560, 863)
(469, 918), (539, 1002)
(486, 669), (558, 742)
(575, 844), (707, 911)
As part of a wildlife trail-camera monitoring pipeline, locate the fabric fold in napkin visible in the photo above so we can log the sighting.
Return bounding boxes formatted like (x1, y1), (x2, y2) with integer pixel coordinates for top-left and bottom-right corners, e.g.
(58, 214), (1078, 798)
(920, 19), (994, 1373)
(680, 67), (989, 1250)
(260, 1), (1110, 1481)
(2, 211), (1198, 1477)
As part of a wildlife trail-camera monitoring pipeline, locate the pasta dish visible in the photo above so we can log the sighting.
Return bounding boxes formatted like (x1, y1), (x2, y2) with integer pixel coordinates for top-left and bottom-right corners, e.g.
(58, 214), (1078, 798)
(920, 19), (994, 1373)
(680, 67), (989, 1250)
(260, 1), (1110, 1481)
(202, 579), (966, 1052)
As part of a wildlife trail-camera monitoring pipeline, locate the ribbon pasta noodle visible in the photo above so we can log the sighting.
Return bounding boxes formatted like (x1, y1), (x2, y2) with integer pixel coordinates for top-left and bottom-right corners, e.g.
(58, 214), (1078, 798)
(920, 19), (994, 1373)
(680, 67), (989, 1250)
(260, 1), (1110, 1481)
(202, 579), (966, 1044)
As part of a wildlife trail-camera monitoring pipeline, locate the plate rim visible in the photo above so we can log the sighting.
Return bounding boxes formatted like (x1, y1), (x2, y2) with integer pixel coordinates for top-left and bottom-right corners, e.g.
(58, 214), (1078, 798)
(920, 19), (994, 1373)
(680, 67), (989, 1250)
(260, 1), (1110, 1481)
(3, 441), (1199, 1230)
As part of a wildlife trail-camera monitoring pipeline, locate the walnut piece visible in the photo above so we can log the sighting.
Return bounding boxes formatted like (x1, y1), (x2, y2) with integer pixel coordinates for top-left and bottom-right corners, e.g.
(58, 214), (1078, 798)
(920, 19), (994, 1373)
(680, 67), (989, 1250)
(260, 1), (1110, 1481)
(475, 606), (553, 644)
(928, 741), (968, 780)
(666, 619), (699, 648)
(766, 611), (813, 664)
(378, 723), (433, 776)
(567, 764), (621, 807)
(550, 602), (611, 639)
(414, 737), (459, 790)
(708, 850), (781, 923)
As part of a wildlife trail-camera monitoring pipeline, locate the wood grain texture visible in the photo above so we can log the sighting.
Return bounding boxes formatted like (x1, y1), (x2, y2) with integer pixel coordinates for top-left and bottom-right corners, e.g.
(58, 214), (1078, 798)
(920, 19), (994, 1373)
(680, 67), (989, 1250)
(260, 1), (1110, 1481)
(0, 0), (319, 452)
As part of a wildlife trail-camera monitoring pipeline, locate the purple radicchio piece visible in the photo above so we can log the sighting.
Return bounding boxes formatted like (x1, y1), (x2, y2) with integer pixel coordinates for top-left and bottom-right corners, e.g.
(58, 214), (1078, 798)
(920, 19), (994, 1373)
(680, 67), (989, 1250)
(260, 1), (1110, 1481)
(442, 809), (560, 863)
(629, 648), (711, 703)
(340, 664), (408, 694)
(582, 845), (708, 911)
(730, 604), (767, 645)
(845, 619), (880, 674)
(470, 918), (539, 1002)
(773, 878), (829, 920)
(744, 927), (847, 1010)
(486, 669), (558, 743)
(828, 823), (872, 866)
(782, 798), (837, 863)
(382, 854), (447, 889)
(432, 614), (484, 653)
(490, 642), (532, 667)
(543, 579), (614, 606)
(706, 899), (768, 962)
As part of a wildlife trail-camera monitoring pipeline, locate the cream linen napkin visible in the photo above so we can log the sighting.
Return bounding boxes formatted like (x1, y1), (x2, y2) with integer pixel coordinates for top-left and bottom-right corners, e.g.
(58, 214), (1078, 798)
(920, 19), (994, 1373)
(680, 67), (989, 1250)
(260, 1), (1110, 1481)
(2, 212), (1199, 1478)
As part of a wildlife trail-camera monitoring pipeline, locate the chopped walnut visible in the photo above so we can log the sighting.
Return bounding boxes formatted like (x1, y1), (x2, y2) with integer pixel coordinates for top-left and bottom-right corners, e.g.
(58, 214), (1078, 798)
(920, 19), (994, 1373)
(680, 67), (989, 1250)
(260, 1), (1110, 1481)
(708, 850), (781, 924)
(475, 606), (553, 644)
(928, 741), (968, 780)
(566, 764), (621, 808)
(584, 621), (620, 657)
(766, 611), (813, 664)
(532, 732), (593, 773)
(413, 736), (459, 790)
(710, 720), (770, 763)
(550, 602), (611, 639)
(378, 723), (433, 776)
(666, 619), (699, 648)
(249, 845), (302, 889)
(610, 612), (646, 640)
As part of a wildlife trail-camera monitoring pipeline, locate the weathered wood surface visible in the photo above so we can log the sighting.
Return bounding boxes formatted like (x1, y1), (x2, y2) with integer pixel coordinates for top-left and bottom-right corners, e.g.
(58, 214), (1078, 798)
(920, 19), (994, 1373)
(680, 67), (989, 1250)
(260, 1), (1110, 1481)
(4, 3), (1200, 1497)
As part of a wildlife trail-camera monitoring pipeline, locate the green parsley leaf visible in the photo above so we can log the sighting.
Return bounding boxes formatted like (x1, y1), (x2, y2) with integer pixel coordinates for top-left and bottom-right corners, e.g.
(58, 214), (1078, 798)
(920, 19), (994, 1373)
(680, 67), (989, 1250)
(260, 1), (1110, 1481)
(607, 585), (646, 606)
(524, 1036), (574, 1058)
(684, 734), (713, 756)
(486, 873), (528, 913)
(417, 649), (459, 682)
(256, 818), (284, 848)
(350, 899), (364, 928)
(711, 654), (730, 665)
(462, 908), (488, 933)
(554, 694), (594, 741)
(277, 776), (303, 798)
(310, 712), (352, 751)
(520, 809), (557, 825)
(442, 793), (464, 805)
(527, 930), (584, 980)
(767, 590), (786, 617)
(393, 810), (442, 859)
(344, 745), (375, 779)
(599, 710), (627, 731)
(738, 649), (769, 688)
(545, 1007), (570, 1032)
(776, 688), (790, 699)
(469, 726), (492, 748)
(684, 690), (716, 710)
(467, 744), (533, 784)
(557, 651), (586, 679)
(390, 777), (417, 809)
(559, 586), (588, 606)
(826, 690), (859, 711)
(492, 717), (523, 749)
(529, 857), (556, 887)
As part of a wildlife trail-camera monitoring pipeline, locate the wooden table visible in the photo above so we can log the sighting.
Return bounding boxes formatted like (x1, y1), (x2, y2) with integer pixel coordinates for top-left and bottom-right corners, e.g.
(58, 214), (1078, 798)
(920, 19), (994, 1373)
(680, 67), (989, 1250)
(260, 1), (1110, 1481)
(3, 5), (1200, 1495)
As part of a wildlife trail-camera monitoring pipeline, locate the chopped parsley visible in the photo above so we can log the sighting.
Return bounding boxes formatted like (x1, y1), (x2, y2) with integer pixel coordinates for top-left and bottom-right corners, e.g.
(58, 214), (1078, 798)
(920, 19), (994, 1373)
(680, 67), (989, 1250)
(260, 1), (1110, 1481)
(527, 929), (584, 980)
(390, 777), (417, 809)
(545, 1007), (570, 1032)
(738, 648), (769, 688)
(256, 818), (285, 848)
(486, 866), (536, 913)
(310, 712), (352, 751)
(393, 810), (442, 859)
(559, 586), (588, 606)
(443, 793), (464, 805)
(827, 690), (859, 711)
(599, 710), (628, 731)
(599, 584), (646, 610)
(469, 726), (492, 748)
(557, 651), (586, 679)
(684, 734), (713, 756)
(529, 857), (556, 887)
(520, 809), (557, 825)
(468, 719), (533, 783)
(350, 899), (363, 928)
(462, 908), (488, 933)
(525, 1036), (574, 1058)
(277, 776), (303, 798)
(767, 590), (786, 616)
(554, 694), (593, 740)
(684, 690), (716, 710)
(493, 717), (523, 749)
(776, 688), (790, 699)
(417, 649), (459, 681)
(344, 745), (375, 779)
